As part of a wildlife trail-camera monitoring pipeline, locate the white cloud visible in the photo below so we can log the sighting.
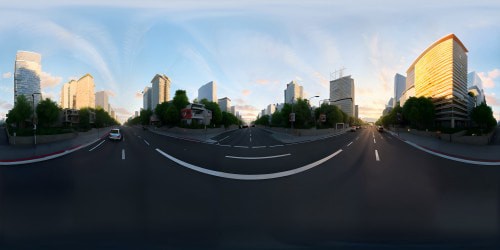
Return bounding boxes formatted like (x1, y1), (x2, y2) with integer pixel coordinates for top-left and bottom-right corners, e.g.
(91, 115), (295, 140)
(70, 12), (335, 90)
(40, 71), (63, 88)
(0, 100), (13, 110)
(2, 72), (12, 79)
(478, 69), (500, 89)
(485, 92), (498, 106)
(242, 90), (251, 96)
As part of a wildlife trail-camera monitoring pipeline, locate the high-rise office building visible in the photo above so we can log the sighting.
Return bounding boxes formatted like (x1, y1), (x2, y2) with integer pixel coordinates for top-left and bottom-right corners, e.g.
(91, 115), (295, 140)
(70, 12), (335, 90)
(394, 73), (406, 107)
(467, 71), (486, 109)
(151, 74), (171, 109)
(95, 91), (109, 113)
(218, 97), (231, 112)
(198, 81), (217, 103)
(14, 51), (42, 107)
(267, 104), (276, 115)
(284, 80), (304, 104)
(143, 87), (152, 110)
(230, 106), (236, 115)
(330, 75), (355, 117)
(60, 73), (95, 109)
(407, 34), (468, 128)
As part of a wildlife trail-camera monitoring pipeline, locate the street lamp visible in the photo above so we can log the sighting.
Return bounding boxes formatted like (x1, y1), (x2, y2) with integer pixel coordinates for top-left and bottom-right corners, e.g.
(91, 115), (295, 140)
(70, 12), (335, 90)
(32, 92), (42, 145)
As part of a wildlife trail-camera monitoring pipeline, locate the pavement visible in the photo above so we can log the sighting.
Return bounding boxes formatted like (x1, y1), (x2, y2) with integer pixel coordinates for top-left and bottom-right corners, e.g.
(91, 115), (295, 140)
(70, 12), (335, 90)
(386, 127), (500, 162)
(0, 127), (114, 163)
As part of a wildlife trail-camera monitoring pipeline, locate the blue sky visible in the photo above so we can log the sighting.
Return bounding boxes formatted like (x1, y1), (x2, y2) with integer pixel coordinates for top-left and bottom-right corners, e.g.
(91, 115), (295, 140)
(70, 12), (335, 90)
(1, 0), (499, 123)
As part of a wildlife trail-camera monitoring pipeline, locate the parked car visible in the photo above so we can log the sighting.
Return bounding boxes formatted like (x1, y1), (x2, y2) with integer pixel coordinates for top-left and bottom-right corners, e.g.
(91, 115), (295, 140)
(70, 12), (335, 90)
(350, 126), (357, 132)
(108, 128), (123, 141)
(377, 126), (384, 132)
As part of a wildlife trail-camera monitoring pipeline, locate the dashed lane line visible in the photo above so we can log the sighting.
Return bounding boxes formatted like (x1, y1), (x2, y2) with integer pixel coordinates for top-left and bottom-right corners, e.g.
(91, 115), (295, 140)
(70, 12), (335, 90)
(375, 150), (380, 161)
(144, 139), (150, 146)
(234, 146), (249, 148)
(373, 138), (376, 144)
(122, 149), (126, 160)
(225, 153), (291, 160)
(218, 136), (230, 142)
(89, 140), (106, 152)
(347, 142), (353, 147)
(269, 145), (284, 148)
(252, 146), (266, 149)
(155, 148), (343, 180)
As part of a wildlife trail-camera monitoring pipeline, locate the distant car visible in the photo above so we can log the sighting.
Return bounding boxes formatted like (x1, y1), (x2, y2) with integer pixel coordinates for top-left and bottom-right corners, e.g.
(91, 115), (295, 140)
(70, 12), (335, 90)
(242, 125), (249, 128)
(377, 126), (384, 132)
(349, 126), (357, 132)
(108, 128), (123, 141)
(251, 124), (255, 127)
(356, 126), (361, 129)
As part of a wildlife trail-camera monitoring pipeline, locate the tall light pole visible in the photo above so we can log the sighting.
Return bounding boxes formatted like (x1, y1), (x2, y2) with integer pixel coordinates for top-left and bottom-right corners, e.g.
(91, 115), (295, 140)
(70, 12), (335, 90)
(32, 92), (42, 145)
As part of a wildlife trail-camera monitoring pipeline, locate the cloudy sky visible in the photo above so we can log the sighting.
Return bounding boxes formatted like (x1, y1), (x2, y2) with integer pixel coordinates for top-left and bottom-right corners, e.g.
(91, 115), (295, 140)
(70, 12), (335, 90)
(0, 0), (499, 123)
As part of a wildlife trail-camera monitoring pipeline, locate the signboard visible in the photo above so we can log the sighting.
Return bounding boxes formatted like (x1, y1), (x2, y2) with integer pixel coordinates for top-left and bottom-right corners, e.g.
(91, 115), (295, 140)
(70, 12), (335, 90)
(181, 108), (192, 119)
(320, 113), (326, 122)
(289, 113), (295, 122)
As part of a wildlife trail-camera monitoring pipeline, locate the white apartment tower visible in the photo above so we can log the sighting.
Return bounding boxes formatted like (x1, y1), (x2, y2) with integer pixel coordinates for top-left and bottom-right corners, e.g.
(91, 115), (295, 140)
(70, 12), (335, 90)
(218, 97), (231, 112)
(95, 91), (110, 113)
(60, 74), (95, 109)
(151, 74), (171, 109)
(143, 87), (152, 110)
(284, 80), (304, 104)
(198, 81), (217, 103)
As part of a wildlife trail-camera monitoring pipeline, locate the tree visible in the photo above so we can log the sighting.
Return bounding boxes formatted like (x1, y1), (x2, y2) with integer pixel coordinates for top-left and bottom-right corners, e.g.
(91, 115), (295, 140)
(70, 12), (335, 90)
(140, 109), (153, 125)
(200, 99), (222, 126)
(6, 95), (33, 128)
(254, 115), (270, 126)
(78, 108), (92, 130)
(271, 110), (284, 127)
(314, 103), (344, 128)
(471, 103), (497, 130)
(221, 111), (239, 128)
(36, 98), (60, 128)
(155, 102), (170, 125)
(402, 97), (435, 129)
(173, 90), (189, 111)
(166, 105), (180, 125)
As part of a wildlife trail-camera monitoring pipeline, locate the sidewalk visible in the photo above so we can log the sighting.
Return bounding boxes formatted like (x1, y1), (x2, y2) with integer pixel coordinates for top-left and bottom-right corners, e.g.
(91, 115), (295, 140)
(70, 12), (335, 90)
(0, 127), (113, 163)
(387, 130), (500, 162)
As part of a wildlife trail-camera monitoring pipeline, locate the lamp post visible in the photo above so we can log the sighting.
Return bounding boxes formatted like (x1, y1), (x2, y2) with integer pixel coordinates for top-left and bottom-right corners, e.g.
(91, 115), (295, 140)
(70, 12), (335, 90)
(32, 92), (42, 145)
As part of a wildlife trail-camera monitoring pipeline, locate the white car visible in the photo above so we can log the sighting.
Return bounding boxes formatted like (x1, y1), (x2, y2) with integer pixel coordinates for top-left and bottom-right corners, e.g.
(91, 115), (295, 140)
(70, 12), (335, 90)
(108, 129), (123, 141)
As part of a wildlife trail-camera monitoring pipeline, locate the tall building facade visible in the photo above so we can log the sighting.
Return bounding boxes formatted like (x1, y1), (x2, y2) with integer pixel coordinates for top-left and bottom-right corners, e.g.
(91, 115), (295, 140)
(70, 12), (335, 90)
(14, 51), (42, 106)
(330, 75), (355, 117)
(198, 81), (217, 103)
(407, 34), (468, 128)
(394, 73), (406, 107)
(467, 71), (486, 109)
(267, 104), (276, 115)
(151, 74), (171, 109)
(143, 87), (152, 110)
(284, 80), (304, 104)
(60, 74), (95, 109)
(95, 91), (109, 113)
(230, 106), (236, 115)
(355, 105), (359, 119)
(218, 97), (231, 112)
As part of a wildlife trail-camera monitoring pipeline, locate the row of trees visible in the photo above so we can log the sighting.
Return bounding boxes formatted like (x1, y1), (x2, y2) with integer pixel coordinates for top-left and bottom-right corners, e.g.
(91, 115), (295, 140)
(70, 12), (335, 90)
(6, 95), (118, 134)
(254, 98), (364, 129)
(126, 89), (242, 128)
(377, 96), (497, 131)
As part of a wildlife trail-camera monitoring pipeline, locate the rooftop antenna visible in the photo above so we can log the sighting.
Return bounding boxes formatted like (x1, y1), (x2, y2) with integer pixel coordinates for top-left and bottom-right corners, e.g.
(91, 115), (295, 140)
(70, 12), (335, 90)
(330, 67), (346, 81)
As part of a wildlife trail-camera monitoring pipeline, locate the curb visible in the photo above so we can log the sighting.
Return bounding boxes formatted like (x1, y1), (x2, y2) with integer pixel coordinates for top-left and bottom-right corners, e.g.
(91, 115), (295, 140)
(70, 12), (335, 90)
(0, 135), (107, 166)
(387, 131), (500, 166)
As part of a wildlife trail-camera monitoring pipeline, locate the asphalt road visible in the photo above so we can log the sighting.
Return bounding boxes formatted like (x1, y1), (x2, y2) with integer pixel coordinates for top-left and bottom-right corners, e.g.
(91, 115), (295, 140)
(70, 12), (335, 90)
(0, 126), (499, 249)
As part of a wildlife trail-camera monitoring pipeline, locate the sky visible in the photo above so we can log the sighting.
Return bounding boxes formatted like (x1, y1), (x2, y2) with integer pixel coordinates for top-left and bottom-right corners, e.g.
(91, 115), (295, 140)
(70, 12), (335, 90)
(1, 0), (499, 124)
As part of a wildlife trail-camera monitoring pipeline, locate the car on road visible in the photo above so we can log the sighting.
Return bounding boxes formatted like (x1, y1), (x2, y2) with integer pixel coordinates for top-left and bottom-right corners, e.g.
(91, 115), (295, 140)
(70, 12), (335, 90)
(377, 126), (384, 132)
(108, 129), (123, 141)
(349, 126), (357, 132)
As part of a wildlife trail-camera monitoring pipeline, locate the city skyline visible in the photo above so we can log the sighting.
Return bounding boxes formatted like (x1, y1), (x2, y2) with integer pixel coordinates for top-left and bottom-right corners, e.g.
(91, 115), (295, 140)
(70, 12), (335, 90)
(1, 1), (500, 123)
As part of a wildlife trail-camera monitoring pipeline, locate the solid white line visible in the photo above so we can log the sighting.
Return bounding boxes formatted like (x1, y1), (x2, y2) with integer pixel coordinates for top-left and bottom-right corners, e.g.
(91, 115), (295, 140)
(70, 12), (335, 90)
(225, 153), (291, 160)
(234, 146), (249, 148)
(144, 139), (150, 146)
(252, 146), (266, 149)
(375, 150), (380, 161)
(269, 145), (284, 147)
(89, 140), (106, 152)
(218, 136), (229, 142)
(156, 148), (343, 180)
(405, 141), (500, 166)
(219, 144), (231, 147)
(347, 142), (353, 147)
(122, 149), (125, 160)
(373, 138), (376, 144)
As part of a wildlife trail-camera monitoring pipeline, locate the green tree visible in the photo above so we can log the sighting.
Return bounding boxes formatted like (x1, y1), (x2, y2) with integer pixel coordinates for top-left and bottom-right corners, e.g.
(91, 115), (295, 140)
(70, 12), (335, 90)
(173, 90), (189, 111)
(140, 109), (153, 125)
(6, 95), (33, 128)
(78, 108), (92, 130)
(165, 105), (180, 125)
(36, 98), (60, 128)
(155, 102), (171, 125)
(254, 115), (270, 126)
(200, 99), (222, 126)
(402, 97), (435, 129)
(221, 111), (239, 128)
(471, 103), (497, 130)
(314, 103), (344, 128)
(271, 110), (284, 127)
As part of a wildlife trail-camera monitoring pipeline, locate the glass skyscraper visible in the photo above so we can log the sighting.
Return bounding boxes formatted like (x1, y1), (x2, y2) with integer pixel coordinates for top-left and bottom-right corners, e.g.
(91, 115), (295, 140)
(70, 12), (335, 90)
(14, 51), (42, 107)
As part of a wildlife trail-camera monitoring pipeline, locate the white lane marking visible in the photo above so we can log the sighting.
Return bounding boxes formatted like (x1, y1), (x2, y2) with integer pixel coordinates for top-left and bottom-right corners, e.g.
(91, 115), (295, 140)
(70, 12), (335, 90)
(252, 146), (266, 149)
(372, 132), (375, 138)
(234, 146), (249, 148)
(356, 137), (359, 140)
(219, 144), (231, 147)
(250, 137), (252, 142)
(144, 139), (150, 146)
(122, 149), (125, 160)
(347, 142), (353, 147)
(156, 148), (343, 180)
(375, 150), (380, 161)
(269, 145), (284, 147)
(405, 141), (500, 166)
(218, 136), (229, 142)
(225, 153), (291, 160)
(89, 140), (106, 152)
(373, 138), (376, 144)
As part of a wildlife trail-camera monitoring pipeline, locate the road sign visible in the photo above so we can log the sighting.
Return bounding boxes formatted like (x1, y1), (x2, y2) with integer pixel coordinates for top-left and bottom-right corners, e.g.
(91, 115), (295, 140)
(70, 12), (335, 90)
(320, 113), (326, 122)
(289, 113), (295, 122)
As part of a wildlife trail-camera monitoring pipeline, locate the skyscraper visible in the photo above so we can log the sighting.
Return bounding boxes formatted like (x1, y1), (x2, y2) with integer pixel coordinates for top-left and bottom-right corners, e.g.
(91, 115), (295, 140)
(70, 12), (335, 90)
(393, 73), (406, 107)
(151, 74), (171, 109)
(330, 75), (355, 117)
(60, 74), (95, 109)
(407, 34), (468, 128)
(198, 81), (217, 103)
(95, 91), (109, 113)
(218, 97), (231, 112)
(143, 87), (152, 110)
(14, 51), (42, 106)
(467, 71), (486, 108)
(284, 80), (304, 104)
